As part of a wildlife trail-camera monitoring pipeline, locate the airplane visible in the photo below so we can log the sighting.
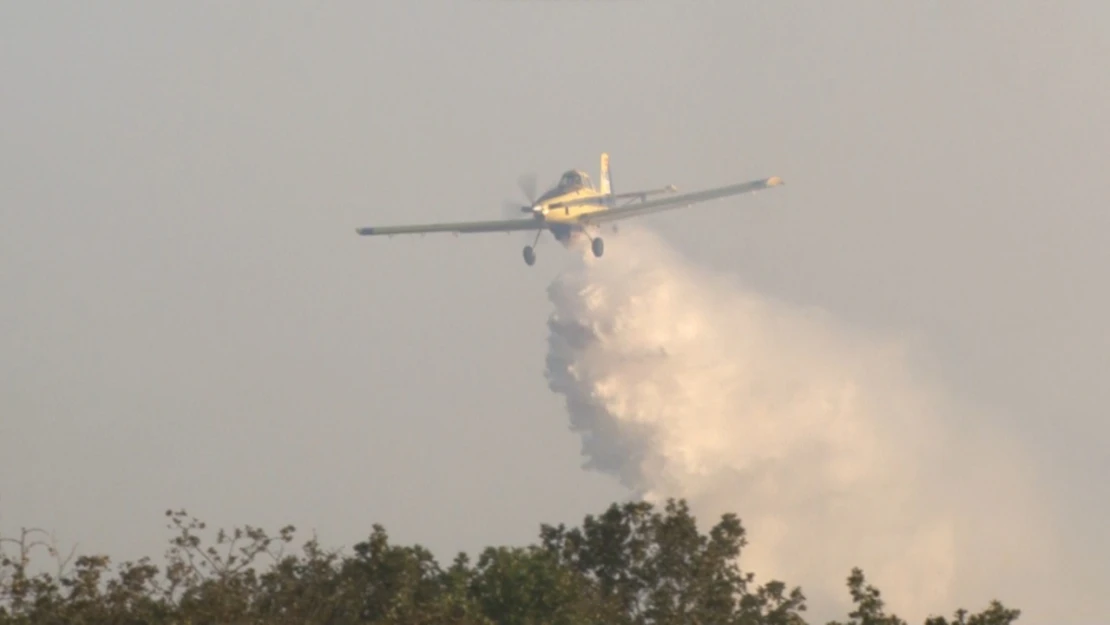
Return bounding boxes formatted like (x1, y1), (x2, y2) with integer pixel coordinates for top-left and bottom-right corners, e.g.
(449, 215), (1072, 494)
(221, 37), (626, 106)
(355, 152), (783, 266)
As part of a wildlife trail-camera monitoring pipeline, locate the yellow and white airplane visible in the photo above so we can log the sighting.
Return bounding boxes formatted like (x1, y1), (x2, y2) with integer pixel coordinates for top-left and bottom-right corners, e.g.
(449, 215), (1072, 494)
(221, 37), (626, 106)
(355, 153), (783, 266)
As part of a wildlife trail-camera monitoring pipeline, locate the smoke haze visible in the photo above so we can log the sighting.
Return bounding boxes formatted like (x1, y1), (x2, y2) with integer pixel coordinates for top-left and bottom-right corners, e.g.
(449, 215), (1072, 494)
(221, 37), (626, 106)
(544, 225), (1057, 623)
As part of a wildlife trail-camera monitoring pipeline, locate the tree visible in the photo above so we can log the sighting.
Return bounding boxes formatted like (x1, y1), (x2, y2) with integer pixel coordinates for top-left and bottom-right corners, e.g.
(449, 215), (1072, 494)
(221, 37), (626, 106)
(0, 499), (1021, 625)
(538, 498), (808, 625)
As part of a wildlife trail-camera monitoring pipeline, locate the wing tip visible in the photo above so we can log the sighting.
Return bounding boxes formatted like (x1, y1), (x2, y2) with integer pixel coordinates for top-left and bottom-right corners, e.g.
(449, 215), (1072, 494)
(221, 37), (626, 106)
(356, 227), (375, 235)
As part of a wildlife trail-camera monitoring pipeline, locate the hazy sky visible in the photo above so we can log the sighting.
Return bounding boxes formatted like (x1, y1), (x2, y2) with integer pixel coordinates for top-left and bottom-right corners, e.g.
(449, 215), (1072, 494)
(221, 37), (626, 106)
(2, 2), (1108, 622)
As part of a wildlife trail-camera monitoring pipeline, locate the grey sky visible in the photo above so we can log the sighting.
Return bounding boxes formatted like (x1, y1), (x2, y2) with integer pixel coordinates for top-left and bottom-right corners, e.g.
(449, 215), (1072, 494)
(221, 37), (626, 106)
(2, 2), (1107, 622)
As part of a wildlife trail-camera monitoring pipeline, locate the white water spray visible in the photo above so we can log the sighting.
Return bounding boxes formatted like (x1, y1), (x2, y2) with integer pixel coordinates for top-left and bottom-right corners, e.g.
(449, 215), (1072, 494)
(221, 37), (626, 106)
(543, 225), (1055, 622)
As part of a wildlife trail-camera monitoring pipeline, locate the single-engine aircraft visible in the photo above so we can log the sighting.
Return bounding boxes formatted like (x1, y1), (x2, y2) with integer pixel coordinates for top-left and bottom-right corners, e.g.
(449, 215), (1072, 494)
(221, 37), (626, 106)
(355, 153), (783, 266)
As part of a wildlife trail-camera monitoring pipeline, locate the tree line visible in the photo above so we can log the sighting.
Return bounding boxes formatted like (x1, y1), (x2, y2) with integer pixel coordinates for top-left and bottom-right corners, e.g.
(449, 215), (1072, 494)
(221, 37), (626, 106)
(1, 498), (1019, 625)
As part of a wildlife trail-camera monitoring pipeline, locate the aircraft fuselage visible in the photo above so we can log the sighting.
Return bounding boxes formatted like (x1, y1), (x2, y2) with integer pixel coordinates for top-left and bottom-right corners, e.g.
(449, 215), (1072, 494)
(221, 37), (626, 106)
(527, 172), (610, 243)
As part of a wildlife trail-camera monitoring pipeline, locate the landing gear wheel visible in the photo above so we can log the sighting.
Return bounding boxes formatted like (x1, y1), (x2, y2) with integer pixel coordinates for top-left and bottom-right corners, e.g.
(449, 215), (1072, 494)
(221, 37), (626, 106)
(591, 236), (604, 258)
(523, 245), (536, 266)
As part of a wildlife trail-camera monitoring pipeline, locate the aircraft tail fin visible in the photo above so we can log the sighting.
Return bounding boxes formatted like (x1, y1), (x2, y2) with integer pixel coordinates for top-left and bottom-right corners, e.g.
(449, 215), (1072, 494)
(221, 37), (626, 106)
(599, 152), (612, 195)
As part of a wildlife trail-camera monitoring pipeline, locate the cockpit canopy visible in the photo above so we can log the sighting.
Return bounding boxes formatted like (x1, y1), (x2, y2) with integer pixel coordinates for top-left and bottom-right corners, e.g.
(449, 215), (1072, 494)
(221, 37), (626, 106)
(557, 169), (592, 190)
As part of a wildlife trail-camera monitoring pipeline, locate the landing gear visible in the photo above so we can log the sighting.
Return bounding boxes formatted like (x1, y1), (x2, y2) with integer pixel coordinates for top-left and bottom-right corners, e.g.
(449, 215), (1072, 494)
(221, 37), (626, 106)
(523, 229), (542, 266)
(591, 236), (604, 258)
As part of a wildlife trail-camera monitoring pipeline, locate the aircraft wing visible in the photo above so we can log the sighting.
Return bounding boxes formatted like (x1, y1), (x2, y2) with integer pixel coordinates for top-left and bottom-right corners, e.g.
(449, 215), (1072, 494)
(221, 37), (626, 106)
(547, 185), (678, 211)
(356, 217), (539, 237)
(579, 176), (783, 225)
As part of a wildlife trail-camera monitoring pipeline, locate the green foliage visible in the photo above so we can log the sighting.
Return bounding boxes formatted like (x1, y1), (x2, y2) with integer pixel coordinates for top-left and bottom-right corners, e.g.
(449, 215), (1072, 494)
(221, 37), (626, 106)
(824, 568), (1021, 625)
(0, 499), (1019, 625)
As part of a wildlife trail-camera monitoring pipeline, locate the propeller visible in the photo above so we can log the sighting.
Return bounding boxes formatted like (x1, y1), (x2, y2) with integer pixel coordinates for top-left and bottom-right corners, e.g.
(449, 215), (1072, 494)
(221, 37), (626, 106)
(517, 173), (537, 205)
(501, 172), (544, 218)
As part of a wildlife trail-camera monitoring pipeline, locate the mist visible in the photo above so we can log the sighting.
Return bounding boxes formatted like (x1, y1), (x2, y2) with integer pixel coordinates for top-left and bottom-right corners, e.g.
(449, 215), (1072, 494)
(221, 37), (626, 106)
(543, 225), (1058, 623)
